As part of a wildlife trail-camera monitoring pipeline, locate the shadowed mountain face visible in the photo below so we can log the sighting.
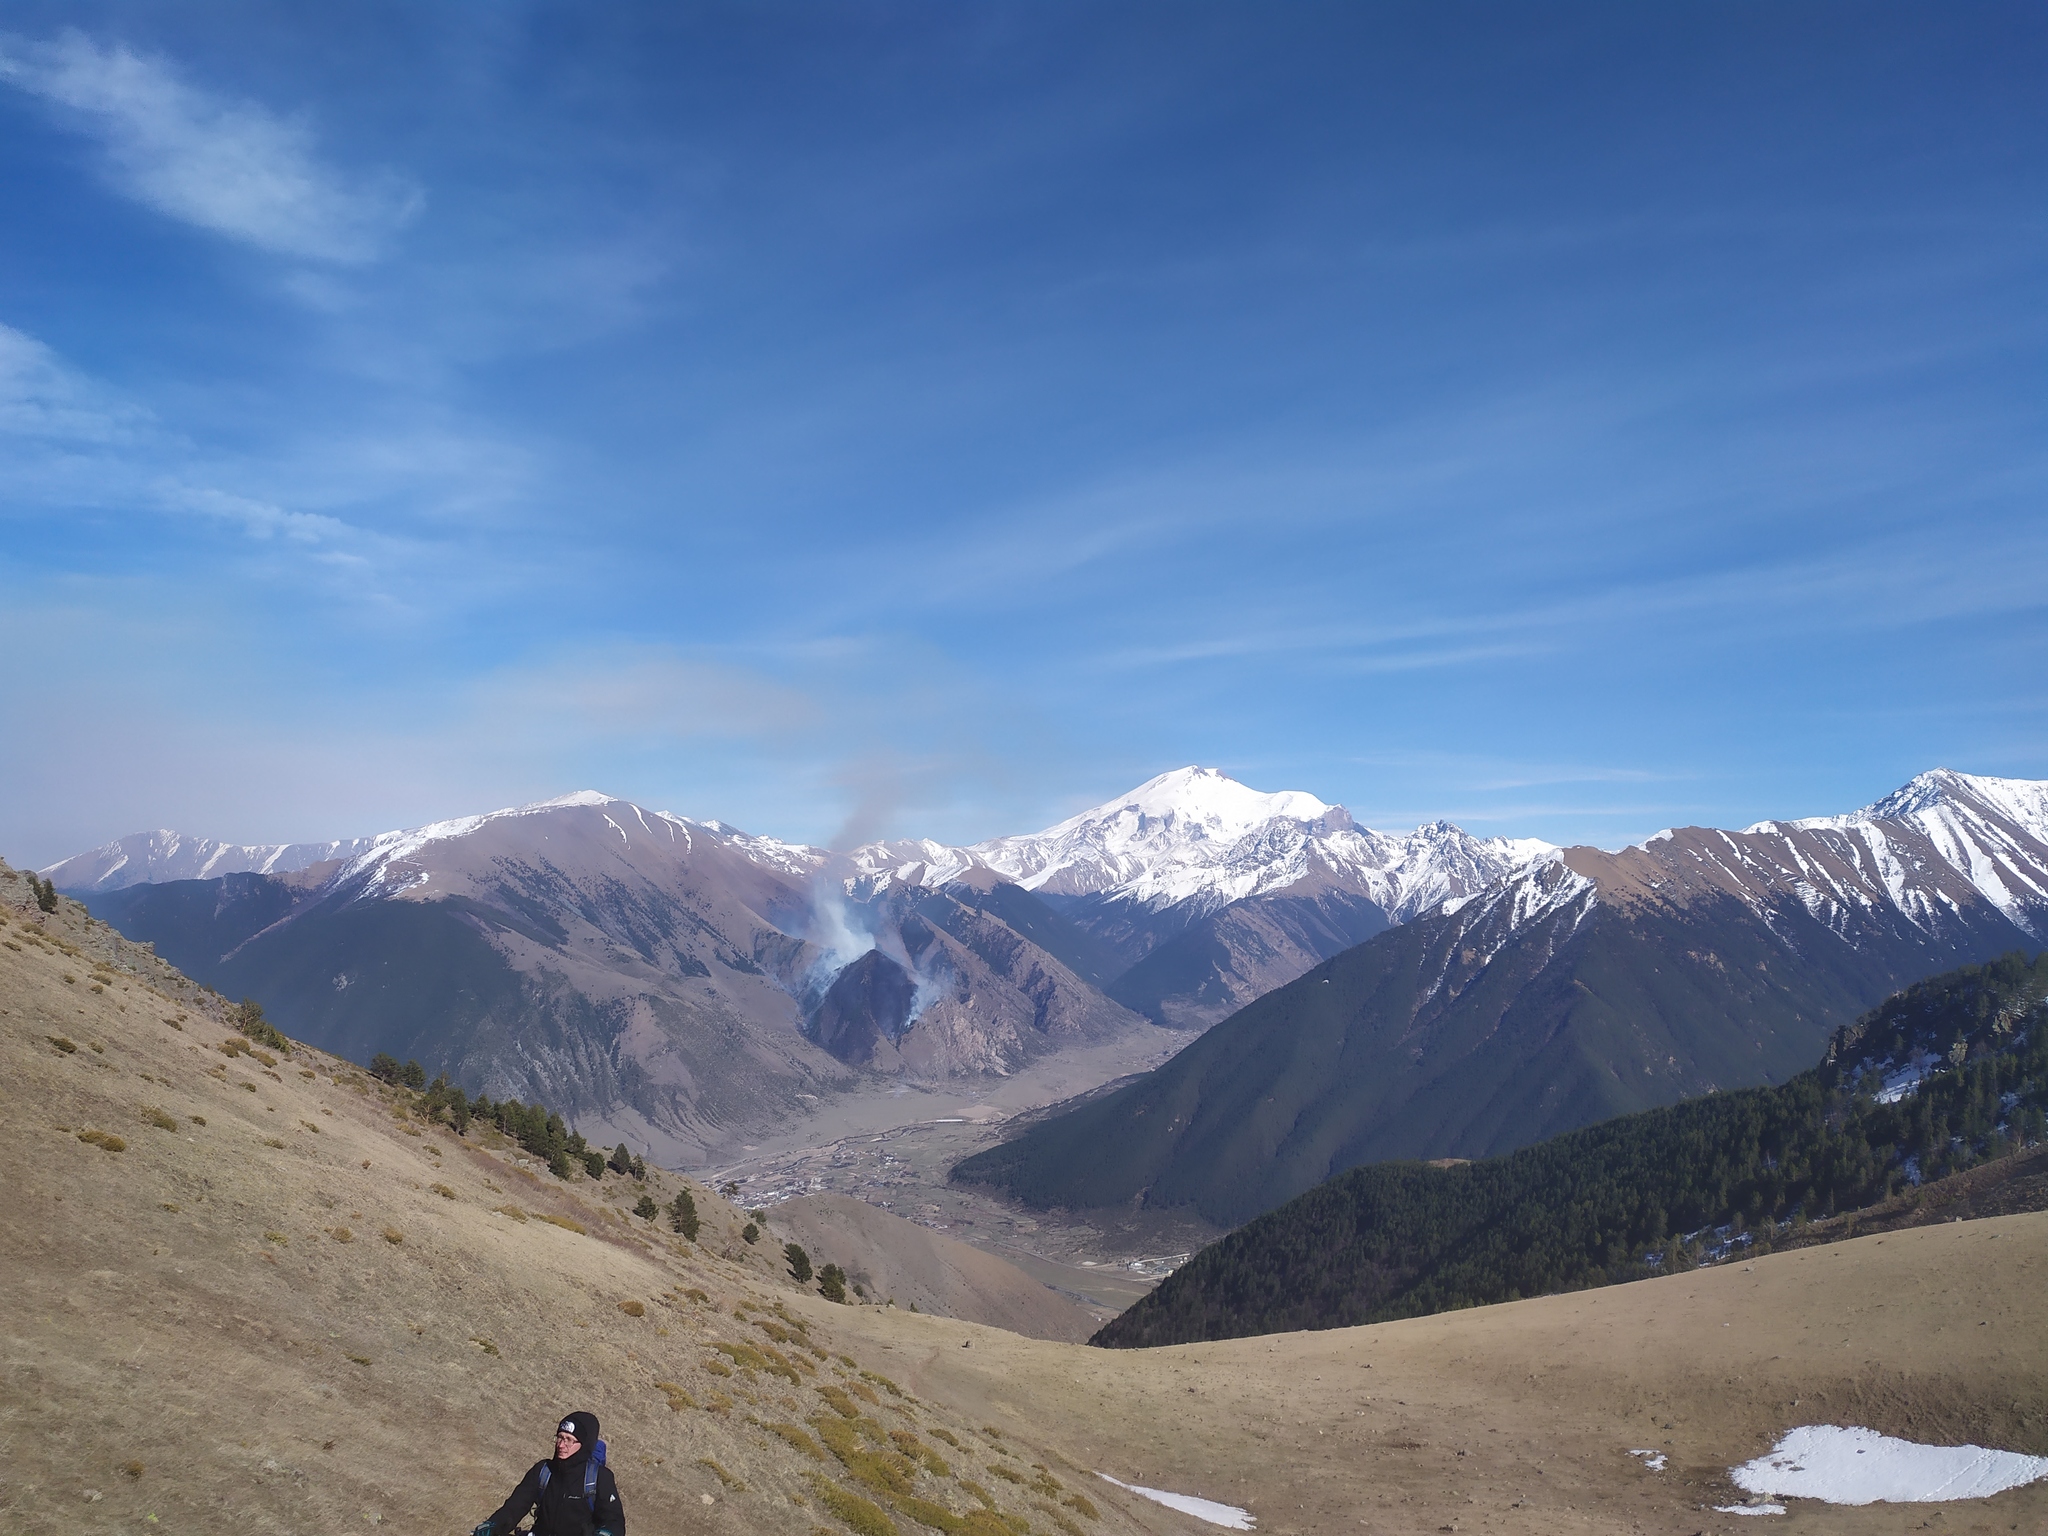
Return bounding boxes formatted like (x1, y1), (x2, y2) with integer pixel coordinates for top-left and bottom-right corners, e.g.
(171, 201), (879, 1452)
(810, 950), (918, 1066)
(955, 775), (2048, 1227)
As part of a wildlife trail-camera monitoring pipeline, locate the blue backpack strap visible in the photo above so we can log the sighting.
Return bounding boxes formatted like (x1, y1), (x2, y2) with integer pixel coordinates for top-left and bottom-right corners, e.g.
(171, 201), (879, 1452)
(584, 1441), (605, 1510)
(536, 1460), (552, 1493)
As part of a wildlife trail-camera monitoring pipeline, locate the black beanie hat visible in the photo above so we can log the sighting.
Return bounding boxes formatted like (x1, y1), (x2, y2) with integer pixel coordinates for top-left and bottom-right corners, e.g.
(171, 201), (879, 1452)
(558, 1410), (600, 1445)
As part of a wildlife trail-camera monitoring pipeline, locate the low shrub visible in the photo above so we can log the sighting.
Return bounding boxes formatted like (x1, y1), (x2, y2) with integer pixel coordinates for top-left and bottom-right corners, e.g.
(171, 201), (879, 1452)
(382, 1227), (405, 1244)
(331, 1227), (354, 1243)
(494, 1204), (528, 1222)
(812, 1480), (899, 1536)
(77, 1130), (126, 1152)
(141, 1107), (178, 1132)
(537, 1213), (586, 1235)
(699, 1458), (744, 1490)
(189, 1115), (205, 1126)
(769, 1422), (826, 1458)
(263, 1231), (288, 1245)
(655, 1380), (695, 1411)
(1060, 1494), (1099, 1521)
(47, 1036), (77, 1054)
(619, 1300), (646, 1317)
(429, 1182), (456, 1199)
(471, 1336), (500, 1356)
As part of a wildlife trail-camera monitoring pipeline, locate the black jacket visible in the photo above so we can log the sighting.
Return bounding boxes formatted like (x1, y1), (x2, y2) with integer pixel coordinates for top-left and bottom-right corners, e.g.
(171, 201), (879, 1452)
(486, 1454), (625, 1536)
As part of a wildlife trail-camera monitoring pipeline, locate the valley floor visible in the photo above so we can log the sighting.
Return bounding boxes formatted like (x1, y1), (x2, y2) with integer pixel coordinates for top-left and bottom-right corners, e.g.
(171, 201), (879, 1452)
(708, 1028), (1221, 1309)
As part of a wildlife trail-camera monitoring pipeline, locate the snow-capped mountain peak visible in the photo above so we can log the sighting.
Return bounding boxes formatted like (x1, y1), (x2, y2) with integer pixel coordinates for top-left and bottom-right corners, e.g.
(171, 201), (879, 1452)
(920, 767), (1554, 915)
(1046, 765), (1335, 838)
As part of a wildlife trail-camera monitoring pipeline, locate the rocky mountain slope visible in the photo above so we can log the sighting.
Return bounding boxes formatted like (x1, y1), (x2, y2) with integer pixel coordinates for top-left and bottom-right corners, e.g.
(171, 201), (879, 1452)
(77, 796), (1141, 1165)
(955, 769), (2048, 1225)
(51, 770), (1548, 1159)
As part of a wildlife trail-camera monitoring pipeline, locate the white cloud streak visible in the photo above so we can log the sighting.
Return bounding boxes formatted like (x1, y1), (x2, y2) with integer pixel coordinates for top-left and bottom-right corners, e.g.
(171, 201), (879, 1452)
(0, 321), (151, 442)
(0, 30), (420, 262)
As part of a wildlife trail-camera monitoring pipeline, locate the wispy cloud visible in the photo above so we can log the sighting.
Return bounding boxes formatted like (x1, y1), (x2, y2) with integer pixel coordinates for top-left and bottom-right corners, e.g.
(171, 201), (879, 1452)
(0, 321), (151, 442)
(0, 30), (420, 262)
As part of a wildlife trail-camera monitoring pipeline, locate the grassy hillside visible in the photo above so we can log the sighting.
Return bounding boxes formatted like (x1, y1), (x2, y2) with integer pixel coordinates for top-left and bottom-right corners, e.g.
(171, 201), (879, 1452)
(1094, 949), (2048, 1347)
(0, 859), (1144, 1536)
(954, 873), (2030, 1227)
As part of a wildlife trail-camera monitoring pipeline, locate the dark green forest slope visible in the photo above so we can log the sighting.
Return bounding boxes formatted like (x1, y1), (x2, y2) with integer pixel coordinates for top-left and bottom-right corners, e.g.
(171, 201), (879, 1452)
(1093, 950), (2048, 1348)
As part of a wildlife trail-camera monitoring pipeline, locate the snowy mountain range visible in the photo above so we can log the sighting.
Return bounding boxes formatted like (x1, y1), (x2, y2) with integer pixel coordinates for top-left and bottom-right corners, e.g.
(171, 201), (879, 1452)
(957, 768), (2048, 1225)
(51, 767), (1549, 921)
(50, 768), (1556, 1032)
(49, 765), (2048, 1172)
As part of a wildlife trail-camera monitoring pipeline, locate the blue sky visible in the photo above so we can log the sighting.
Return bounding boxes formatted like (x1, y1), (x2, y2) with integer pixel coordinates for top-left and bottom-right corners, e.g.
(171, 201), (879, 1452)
(2, 2), (2044, 864)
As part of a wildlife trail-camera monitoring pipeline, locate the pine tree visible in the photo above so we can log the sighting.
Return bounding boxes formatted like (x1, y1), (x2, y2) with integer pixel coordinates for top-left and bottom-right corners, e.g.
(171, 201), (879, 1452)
(784, 1242), (812, 1284)
(817, 1263), (847, 1303)
(669, 1187), (700, 1241)
(634, 1194), (658, 1221)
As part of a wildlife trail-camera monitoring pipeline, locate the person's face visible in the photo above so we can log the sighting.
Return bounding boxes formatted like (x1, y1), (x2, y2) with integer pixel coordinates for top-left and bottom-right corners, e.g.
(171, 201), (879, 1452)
(554, 1429), (580, 1461)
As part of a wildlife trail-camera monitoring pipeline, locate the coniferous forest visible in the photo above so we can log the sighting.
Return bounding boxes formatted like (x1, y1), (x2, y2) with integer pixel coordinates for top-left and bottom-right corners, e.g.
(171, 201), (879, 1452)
(1094, 950), (2048, 1348)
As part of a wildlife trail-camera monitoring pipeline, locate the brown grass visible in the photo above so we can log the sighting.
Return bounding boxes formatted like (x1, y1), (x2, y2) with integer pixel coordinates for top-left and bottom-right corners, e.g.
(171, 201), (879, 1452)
(76, 1130), (125, 1152)
(619, 1300), (646, 1317)
(382, 1227), (404, 1244)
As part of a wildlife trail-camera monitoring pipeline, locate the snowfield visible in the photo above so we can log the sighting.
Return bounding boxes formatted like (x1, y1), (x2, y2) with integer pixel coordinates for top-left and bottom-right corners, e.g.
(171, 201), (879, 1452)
(1731, 1425), (2048, 1506)
(1096, 1474), (1256, 1529)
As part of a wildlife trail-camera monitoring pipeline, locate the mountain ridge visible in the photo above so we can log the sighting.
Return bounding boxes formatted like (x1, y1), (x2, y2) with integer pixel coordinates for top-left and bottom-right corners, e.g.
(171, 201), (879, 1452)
(953, 767), (2048, 1225)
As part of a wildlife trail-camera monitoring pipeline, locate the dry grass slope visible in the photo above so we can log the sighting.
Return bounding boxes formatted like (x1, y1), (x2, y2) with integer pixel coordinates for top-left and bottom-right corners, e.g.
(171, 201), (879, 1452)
(5, 856), (2046, 1536)
(0, 861), (1154, 1536)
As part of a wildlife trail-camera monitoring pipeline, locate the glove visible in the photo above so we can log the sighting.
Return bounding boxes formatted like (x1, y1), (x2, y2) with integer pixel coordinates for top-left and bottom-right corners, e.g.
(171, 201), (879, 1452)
(473, 1524), (493, 1536)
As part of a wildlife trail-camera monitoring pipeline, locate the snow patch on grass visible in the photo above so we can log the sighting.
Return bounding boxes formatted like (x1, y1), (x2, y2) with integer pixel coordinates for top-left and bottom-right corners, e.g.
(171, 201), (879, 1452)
(1096, 1474), (1255, 1529)
(1732, 1425), (2048, 1506)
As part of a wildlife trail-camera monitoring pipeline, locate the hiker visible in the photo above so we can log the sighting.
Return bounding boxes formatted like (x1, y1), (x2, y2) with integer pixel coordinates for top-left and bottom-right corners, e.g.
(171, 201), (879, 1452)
(474, 1411), (625, 1536)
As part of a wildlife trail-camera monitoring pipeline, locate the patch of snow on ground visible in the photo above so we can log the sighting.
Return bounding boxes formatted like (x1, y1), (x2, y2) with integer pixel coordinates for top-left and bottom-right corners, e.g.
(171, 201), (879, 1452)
(1713, 1502), (1786, 1516)
(1732, 1425), (2048, 1505)
(1097, 1474), (1255, 1529)
(1628, 1449), (1668, 1471)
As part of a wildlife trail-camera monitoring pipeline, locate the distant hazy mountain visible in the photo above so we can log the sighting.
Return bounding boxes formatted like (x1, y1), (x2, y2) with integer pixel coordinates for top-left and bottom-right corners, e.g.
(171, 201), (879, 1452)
(953, 769), (2048, 1227)
(42, 827), (387, 889)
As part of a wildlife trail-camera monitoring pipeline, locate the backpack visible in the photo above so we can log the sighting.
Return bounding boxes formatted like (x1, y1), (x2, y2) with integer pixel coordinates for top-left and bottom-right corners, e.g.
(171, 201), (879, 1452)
(535, 1440), (606, 1513)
